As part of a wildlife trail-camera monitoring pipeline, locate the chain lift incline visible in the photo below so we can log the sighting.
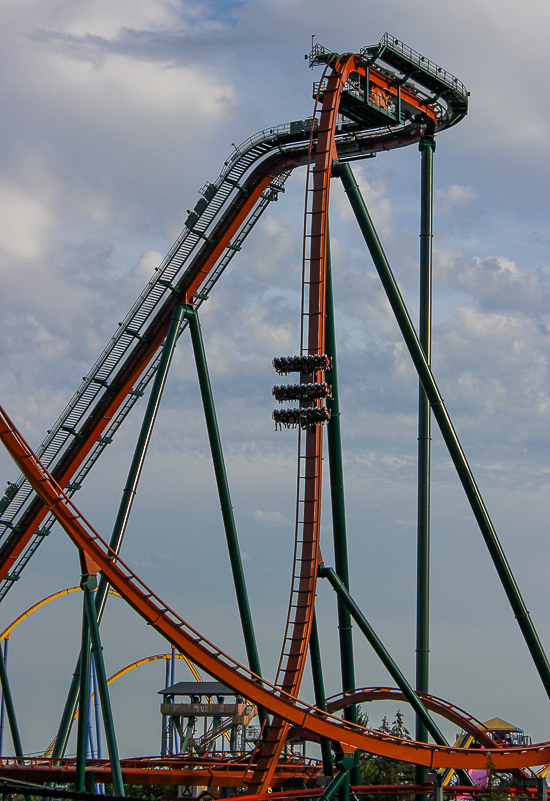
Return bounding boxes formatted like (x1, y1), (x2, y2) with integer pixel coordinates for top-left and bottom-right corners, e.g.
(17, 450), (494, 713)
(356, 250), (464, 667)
(0, 33), (466, 596)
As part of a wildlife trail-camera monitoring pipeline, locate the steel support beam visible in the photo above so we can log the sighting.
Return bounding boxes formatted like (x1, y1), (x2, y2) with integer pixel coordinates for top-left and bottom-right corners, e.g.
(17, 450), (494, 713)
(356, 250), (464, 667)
(161, 659), (170, 756)
(75, 586), (91, 793)
(91, 655), (104, 794)
(325, 233), (360, 787)
(180, 716), (195, 755)
(91, 655), (102, 760)
(319, 768), (349, 801)
(319, 565), (445, 743)
(0, 635), (22, 758)
(181, 306), (264, 715)
(87, 659), (94, 758)
(426, 772), (443, 801)
(96, 303), (188, 616)
(52, 305), (187, 760)
(83, 578), (124, 797)
(319, 564), (473, 787)
(309, 613), (334, 778)
(0, 638), (8, 757)
(325, 235), (356, 699)
(333, 160), (550, 703)
(416, 136), (435, 755)
(170, 647), (179, 753)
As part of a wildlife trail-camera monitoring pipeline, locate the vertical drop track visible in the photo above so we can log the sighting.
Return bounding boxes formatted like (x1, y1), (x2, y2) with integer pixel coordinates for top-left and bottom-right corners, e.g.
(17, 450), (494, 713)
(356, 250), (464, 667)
(248, 54), (369, 794)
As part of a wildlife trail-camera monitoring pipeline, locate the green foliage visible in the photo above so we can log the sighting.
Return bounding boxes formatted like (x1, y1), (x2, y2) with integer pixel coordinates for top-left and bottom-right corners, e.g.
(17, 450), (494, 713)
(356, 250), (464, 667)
(358, 709), (415, 799)
(104, 782), (176, 799)
(477, 755), (514, 801)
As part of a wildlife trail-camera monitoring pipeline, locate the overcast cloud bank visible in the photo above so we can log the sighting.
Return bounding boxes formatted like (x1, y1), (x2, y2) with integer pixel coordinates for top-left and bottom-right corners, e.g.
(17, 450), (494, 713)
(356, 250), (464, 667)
(2, 0), (550, 759)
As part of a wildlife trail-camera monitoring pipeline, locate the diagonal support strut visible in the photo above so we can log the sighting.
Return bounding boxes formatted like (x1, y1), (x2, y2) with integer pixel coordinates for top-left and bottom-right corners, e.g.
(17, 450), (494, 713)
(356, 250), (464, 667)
(181, 305), (264, 719)
(333, 159), (550, 702)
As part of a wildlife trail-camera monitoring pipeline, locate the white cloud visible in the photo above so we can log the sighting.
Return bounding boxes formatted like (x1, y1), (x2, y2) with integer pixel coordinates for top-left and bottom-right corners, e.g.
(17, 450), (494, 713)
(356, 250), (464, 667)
(435, 184), (477, 217)
(2, 0), (184, 39)
(122, 249), (162, 295)
(44, 54), (235, 118)
(331, 165), (394, 237)
(3, 0), (550, 759)
(433, 305), (550, 428)
(249, 215), (297, 277)
(0, 182), (52, 261)
(434, 248), (547, 312)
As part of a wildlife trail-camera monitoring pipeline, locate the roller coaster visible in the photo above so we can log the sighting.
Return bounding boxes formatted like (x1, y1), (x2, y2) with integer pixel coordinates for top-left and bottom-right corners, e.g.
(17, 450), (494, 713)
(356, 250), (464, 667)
(0, 32), (549, 801)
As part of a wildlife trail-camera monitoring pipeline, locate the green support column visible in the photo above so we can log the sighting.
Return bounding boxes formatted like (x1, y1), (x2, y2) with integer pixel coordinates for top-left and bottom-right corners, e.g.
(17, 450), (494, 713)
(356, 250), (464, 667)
(95, 303), (189, 617)
(181, 307), (264, 718)
(319, 768), (349, 801)
(52, 659), (80, 763)
(325, 233), (360, 786)
(416, 136), (435, 759)
(83, 578), (124, 797)
(209, 715), (221, 753)
(53, 305), (187, 761)
(333, 160), (550, 703)
(319, 564), (473, 787)
(75, 586), (91, 793)
(0, 640), (22, 758)
(180, 717), (195, 755)
(84, 770), (96, 794)
(309, 613), (333, 778)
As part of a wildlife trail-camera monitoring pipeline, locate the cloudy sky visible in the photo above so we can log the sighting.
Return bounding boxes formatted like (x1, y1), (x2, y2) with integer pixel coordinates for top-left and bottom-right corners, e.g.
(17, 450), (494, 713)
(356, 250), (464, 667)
(2, 0), (550, 765)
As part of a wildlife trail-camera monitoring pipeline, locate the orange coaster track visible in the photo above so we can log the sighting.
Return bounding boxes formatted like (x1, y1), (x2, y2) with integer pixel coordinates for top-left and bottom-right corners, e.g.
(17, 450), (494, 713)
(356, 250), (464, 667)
(0, 52), (441, 790)
(4, 41), (548, 797)
(3, 406), (550, 773)
(0, 44), (444, 597)
(0, 127), (424, 589)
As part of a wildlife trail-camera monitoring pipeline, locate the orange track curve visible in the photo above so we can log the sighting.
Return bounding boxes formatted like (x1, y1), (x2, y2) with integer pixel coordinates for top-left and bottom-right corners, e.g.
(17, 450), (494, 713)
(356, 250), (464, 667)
(3, 406), (550, 774)
(327, 688), (495, 745)
(325, 687), (530, 781)
(291, 686), (529, 780)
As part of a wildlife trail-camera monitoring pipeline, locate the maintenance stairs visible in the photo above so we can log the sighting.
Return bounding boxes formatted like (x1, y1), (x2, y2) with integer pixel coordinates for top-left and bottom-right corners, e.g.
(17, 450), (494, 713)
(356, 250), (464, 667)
(0, 37), (444, 599)
(0, 126), (299, 598)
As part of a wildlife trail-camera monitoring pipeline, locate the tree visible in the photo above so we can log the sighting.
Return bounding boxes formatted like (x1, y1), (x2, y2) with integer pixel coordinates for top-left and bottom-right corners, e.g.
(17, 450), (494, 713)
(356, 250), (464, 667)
(477, 754), (514, 801)
(358, 709), (415, 799)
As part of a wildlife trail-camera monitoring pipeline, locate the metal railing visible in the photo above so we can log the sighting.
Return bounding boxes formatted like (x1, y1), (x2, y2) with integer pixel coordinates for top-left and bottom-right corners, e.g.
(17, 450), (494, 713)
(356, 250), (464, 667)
(309, 42), (339, 68)
(362, 33), (468, 99)
(314, 77), (397, 121)
(310, 35), (467, 103)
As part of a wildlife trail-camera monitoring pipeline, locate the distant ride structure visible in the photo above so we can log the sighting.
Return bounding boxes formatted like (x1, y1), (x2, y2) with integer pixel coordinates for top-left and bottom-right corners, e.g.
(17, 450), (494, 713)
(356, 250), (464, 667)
(0, 32), (549, 801)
